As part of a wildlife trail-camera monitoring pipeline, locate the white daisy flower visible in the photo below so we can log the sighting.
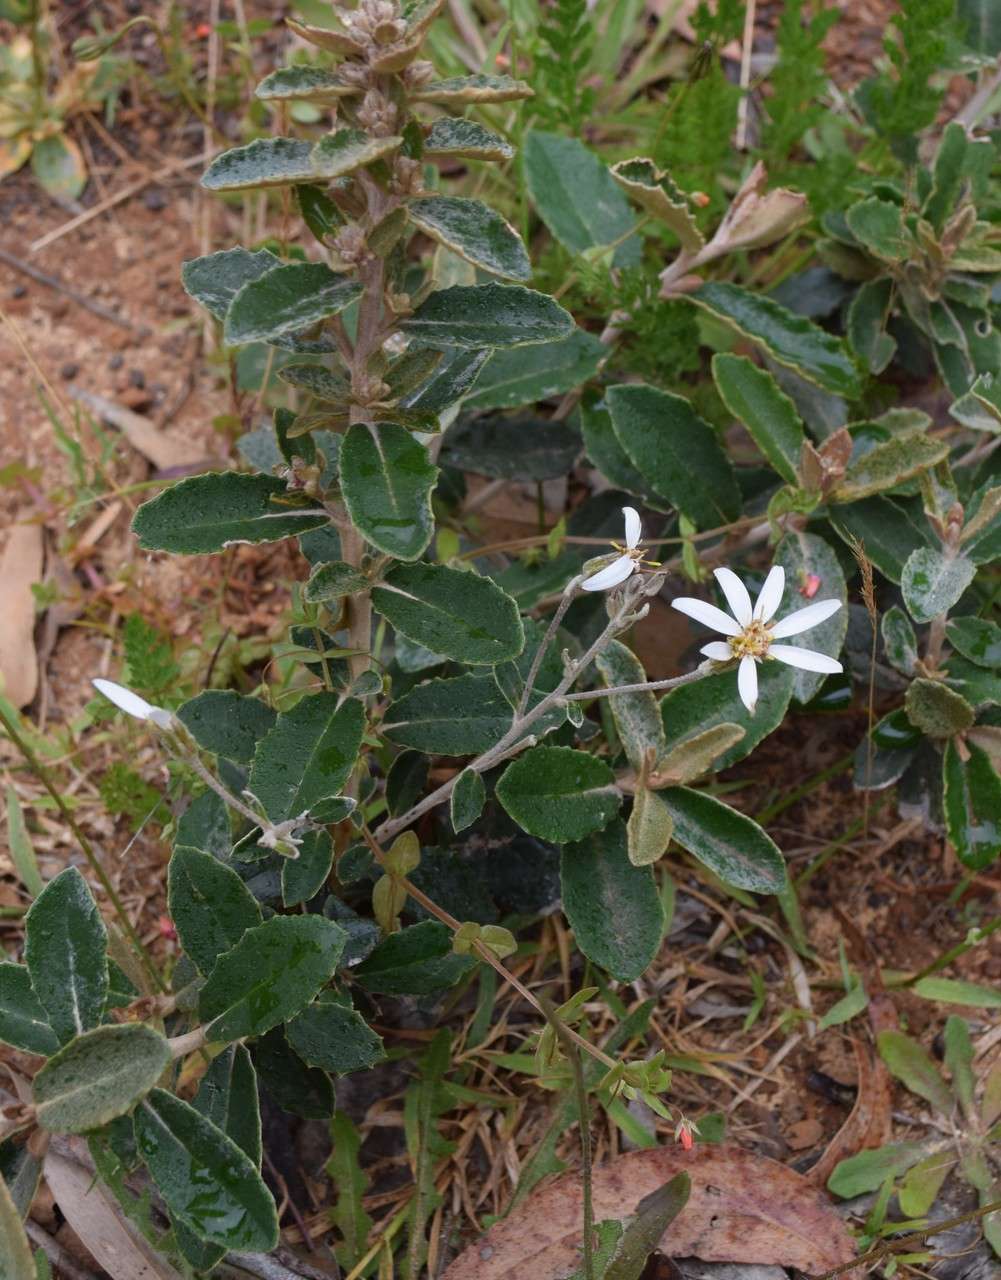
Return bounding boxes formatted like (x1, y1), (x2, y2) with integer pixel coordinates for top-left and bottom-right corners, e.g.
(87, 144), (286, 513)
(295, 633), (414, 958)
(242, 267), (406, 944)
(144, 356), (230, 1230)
(581, 506), (657, 592)
(92, 678), (174, 729)
(670, 565), (843, 713)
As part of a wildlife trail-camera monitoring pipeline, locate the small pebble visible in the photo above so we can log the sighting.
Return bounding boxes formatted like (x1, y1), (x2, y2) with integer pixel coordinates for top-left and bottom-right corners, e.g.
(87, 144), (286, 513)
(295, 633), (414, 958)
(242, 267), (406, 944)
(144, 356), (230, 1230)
(108, 353), (124, 370)
(128, 368), (146, 389)
(60, 362), (80, 380)
(12, 284), (27, 299)
(143, 189), (167, 211)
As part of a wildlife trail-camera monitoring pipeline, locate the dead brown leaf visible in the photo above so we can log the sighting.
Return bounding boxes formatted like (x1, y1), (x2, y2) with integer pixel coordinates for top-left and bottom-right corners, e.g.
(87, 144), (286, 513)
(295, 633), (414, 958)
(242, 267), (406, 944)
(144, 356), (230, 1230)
(808, 1036), (892, 1188)
(441, 1145), (856, 1279)
(67, 386), (203, 471)
(0, 522), (44, 708)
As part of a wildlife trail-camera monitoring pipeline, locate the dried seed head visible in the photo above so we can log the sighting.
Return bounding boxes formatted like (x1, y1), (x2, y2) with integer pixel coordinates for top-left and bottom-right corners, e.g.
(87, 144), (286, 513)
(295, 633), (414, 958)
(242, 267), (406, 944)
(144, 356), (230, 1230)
(356, 87), (398, 136)
(332, 223), (371, 265)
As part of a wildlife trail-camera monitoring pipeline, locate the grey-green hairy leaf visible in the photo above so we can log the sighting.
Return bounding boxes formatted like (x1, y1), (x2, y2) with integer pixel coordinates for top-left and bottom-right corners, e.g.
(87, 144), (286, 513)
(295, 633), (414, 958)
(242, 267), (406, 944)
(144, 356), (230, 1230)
(372, 563), (524, 665)
(0, 1169), (33, 1280)
(193, 1044), (262, 1170)
(383, 674), (512, 755)
(411, 74), (533, 105)
(279, 362), (351, 404)
(882, 605), (918, 674)
(340, 422), (437, 561)
(774, 532), (848, 702)
(249, 694), (364, 822)
(905, 678), (975, 738)
(135, 1089), (278, 1251)
(653, 723), (746, 786)
(423, 118), (513, 160)
(176, 690), (276, 765)
(845, 197), (909, 262)
(201, 137), (317, 190)
(943, 740), (1001, 871)
(408, 196), (530, 282)
(254, 66), (359, 102)
(199, 915), (347, 1043)
(626, 788), (674, 867)
(442, 414), (581, 481)
(281, 829), (334, 908)
(690, 282), (862, 397)
(561, 819), (662, 981)
(712, 353), (803, 485)
(830, 496), (933, 584)
(661, 663), (793, 771)
(304, 561), (369, 602)
(167, 847), (262, 977)
(25, 868), (108, 1046)
(594, 641), (665, 771)
(354, 920), (475, 995)
(607, 382), (740, 528)
(496, 746), (620, 843)
(450, 768), (486, 833)
(611, 158), (704, 252)
(902, 548), (975, 624)
(877, 1031), (953, 1115)
(311, 129), (402, 179)
(224, 263), (361, 347)
(523, 131), (638, 266)
(946, 616), (1001, 667)
(463, 330), (605, 412)
(0, 964), (59, 1057)
(132, 472), (328, 554)
(832, 436), (950, 503)
(287, 999), (385, 1075)
(661, 787), (787, 892)
(33, 1024), (171, 1134)
(181, 247), (281, 322)
(400, 283), (574, 349)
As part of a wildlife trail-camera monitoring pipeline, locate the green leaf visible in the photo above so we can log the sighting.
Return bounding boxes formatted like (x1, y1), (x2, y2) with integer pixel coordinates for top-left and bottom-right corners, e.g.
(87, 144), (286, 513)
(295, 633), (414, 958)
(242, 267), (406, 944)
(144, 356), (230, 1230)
(282, 829), (334, 908)
(652, 724), (746, 786)
(943, 740), (1001, 870)
(580, 397), (650, 496)
(496, 746), (620, 843)
(253, 1028), (334, 1119)
(946, 616), (1001, 667)
(818, 981), (869, 1030)
(408, 196), (530, 282)
(199, 915), (346, 1043)
(297, 183), (343, 243)
(845, 197), (910, 262)
(627, 788), (674, 867)
(372, 563), (524, 666)
(176, 690), (276, 764)
(451, 769), (486, 833)
(279, 362), (351, 404)
(33, 1024), (170, 1134)
(400, 283), (574, 349)
(248, 693), (364, 821)
(403, 347), (491, 413)
(602, 1175), (691, 1280)
(3, 788), (41, 900)
(882, 605), (918, 674)
(354, 920), (475, 995)
(828, 1143), (929, 1198)
(31, 134), (87, 202)
(224, 263), (361, 347)
(606, 382), (741, 528)
(944, 1014), (975, 1118)
(135, 1089), (278, 1251)
(898, 1152), (952, 1218)
(201, 137), (318, 189)
(304, 561), (368, 602)
(463, 330), (605, 412)
(523, 131), (638, 266)
(958, 0), (1001, 53)
(560, 819), (662, 982)
(594, 641), (665, 771)
(946, 654), (1001, 710)
(711, 353), (804, 485)
(833, 436), (950, 504)
(905, 678), (974, 738)
(176, 790), (231, 860)
(328, 1111), (372, 1270)
(912, 975), (1001, 1008)
(168, 847), (262, 977)
(311, 129), (402, 179)
(830, 496), (933, 584)
(25, 868), (107, 1046)
(847, 278), (896, 374)
(133, 472), (328, 554)
(0, 964), (59, 1056)
(339, 423), (437, 561)
(877, 1030), (953, 1115)
(774, 532), (848, 701)
(181, 246), (281, 322)
(424, 117), (513, 160)
(193, 1044), (261, 1169)
(661, 664), (793, 770)
(0, 1167), (33, 1280)
(442, 414), (580, 482)
(661, 787), (787, 892)
(287, 998), (385, 1074)
(383, 674), (512, 755)
(255, 65), (358, 101)
(690, 282), (862, 397)
(610, 157), (703, 252)
(412, 74), (534, 104)
(901, 548), (975, 624)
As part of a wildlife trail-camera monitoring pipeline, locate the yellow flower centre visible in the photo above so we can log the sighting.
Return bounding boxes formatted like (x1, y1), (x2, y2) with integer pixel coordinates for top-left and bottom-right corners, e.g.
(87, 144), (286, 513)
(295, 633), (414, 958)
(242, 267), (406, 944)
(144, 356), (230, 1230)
(729, 619), (772, 660)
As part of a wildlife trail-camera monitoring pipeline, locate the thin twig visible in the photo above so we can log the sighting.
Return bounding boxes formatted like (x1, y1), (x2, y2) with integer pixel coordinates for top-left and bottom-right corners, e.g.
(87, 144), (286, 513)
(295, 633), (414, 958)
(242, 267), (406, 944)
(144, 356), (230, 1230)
(515, 577), (581, 719)
(735, 0), (757, 151)
(0, 246), (136, 332)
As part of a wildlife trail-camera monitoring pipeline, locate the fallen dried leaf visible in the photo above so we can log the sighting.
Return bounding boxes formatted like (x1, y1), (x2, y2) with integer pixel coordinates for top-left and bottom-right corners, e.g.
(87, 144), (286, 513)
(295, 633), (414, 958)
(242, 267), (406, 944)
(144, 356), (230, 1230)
(67, 386), (203, 471)
(441, 1145), (856, 1278)
(0, 522), (44, 708)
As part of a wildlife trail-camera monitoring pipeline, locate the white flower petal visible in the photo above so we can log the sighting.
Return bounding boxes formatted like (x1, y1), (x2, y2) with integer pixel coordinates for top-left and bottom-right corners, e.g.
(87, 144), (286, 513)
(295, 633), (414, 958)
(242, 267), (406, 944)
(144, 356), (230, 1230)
(737, 656), (758, 713)
(700, 642), (734, 661)
(623, 506), (642, 550)
(713, 567), (753, 627)
(670, 596), (741, 636)
(92, 678), (164, 723)
(754, 564), (785, 621)
(769, 598), (842, 638)
(581, 554), (636, 592)
(769, 644), (844, 674)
